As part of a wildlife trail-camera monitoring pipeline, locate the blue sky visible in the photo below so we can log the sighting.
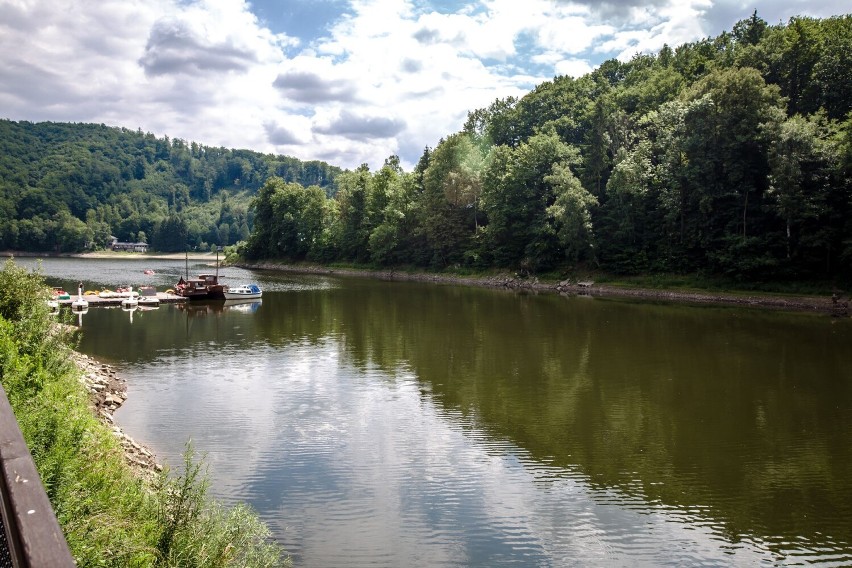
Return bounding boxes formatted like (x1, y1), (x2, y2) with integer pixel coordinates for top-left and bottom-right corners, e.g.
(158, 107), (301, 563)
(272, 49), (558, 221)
(1, 0), (849, 170)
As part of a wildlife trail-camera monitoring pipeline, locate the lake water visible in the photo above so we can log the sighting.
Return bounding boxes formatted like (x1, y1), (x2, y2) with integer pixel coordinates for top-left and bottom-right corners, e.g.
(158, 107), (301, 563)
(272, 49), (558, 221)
(16, 257), (852, 566)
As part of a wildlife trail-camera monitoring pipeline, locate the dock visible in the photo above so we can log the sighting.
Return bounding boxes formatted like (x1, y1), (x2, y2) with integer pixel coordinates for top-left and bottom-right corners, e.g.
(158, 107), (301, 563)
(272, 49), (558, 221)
(56, 292), (186, 307)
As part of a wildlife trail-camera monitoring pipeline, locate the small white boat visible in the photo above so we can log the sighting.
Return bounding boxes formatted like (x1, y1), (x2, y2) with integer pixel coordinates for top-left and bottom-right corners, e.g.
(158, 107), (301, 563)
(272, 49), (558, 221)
(121, 286), (138, 308)
(47, 299), (60, 313)
(71, 285), (88, 311)
(223, 284), (262, 300)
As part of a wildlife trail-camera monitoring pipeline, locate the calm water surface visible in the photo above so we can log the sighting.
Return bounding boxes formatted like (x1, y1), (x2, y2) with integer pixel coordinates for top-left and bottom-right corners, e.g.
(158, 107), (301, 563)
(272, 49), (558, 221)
(19, 257), (852, 566)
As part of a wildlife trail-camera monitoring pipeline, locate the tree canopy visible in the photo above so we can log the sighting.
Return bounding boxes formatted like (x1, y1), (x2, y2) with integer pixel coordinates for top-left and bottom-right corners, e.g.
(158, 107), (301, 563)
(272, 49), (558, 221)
(0, 121), (341, 252)
(243, 13), (852, 284)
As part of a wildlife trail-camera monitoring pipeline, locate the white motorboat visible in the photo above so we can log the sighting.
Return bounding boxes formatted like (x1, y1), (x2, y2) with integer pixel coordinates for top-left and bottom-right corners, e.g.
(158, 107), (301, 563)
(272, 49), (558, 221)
(223, 284), (262, 300)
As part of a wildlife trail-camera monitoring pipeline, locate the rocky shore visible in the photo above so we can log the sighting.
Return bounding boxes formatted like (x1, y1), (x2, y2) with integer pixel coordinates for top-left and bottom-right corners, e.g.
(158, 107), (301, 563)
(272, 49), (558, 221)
(71, 353), (162, 479)
(238, 261), (849, 316)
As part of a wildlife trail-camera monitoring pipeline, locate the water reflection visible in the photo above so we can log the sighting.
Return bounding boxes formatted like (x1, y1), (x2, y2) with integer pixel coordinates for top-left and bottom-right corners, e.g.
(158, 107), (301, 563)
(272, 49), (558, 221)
(22, 259), (852, 566)
(325, 282), (852, 556)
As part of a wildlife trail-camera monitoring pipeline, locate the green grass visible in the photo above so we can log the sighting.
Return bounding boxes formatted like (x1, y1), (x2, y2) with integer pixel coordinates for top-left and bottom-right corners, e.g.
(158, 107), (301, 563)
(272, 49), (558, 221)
(0, 259), (289, 568)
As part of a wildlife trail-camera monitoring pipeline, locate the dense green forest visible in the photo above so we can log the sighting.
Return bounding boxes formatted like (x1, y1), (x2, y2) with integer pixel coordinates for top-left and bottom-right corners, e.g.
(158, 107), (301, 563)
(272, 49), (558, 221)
(3, 13), (851, 284)
(245, 13), (852, 283)
(0, 120), (341, 252)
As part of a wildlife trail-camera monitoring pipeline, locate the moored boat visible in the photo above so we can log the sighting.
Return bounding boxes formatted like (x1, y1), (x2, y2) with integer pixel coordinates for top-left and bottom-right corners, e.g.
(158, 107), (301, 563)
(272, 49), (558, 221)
(71, 284), (88, 311)
(174, 274), (227, 300)
(223, 284), (262, 300)
(174, 247), (227, 300)
(121, 286), (138, 308)
(115, 286), (139, 298)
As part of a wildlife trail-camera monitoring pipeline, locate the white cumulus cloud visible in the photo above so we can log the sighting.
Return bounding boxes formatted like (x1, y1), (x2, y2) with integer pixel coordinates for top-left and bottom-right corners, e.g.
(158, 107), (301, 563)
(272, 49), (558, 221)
(0, 0), (848, 170)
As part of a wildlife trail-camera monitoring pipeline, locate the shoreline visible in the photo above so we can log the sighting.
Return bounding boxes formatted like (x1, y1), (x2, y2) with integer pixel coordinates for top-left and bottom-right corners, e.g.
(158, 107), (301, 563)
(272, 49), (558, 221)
(5, 250), (846, 315)
(71, 351), (162, 478)
(238, 261), (850, 316)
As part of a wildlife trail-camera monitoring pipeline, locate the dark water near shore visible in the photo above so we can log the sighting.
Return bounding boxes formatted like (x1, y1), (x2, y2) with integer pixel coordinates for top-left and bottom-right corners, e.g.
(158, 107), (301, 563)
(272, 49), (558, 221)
(18, 257), (852, 566)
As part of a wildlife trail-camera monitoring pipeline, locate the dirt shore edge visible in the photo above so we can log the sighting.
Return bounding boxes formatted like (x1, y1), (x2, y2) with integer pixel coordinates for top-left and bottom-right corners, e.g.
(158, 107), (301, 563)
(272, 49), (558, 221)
(238, 262), (849, 316)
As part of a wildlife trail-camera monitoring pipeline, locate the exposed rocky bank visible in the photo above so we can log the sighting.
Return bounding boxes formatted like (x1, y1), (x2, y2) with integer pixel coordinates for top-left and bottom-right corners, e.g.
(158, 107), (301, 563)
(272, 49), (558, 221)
(71, 352), (162, 478)
(238, 262), (850, 317)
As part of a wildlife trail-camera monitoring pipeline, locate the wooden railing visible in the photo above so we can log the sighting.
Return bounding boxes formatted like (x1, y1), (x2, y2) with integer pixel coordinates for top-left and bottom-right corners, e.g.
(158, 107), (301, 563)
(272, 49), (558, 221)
(0, 384), (75, 567)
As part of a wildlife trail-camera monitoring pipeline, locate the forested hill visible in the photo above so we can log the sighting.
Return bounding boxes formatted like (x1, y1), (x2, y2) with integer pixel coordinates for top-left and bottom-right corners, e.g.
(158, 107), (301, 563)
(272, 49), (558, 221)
(0, 120), (342, 252)
(245, 12), (852, 284)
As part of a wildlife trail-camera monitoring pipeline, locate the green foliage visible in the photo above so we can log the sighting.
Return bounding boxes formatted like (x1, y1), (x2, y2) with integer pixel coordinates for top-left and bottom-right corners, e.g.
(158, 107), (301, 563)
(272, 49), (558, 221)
(367, 159), (418, 265)
(545, 163), (598, 264)
(156, 444), (207, 561)
(154, 215), (190, 252)
(0, 257), (52, 323)
(246, 13), (851, 284)
(0, 260), (289, 567)
(481, 132), (581, 270)
(245, 179), (327, 260)
(0, 120), (340, 253)
(152, 442), (282, 567)
(335, 167), (373, 262)
(418, 134), (484, 267)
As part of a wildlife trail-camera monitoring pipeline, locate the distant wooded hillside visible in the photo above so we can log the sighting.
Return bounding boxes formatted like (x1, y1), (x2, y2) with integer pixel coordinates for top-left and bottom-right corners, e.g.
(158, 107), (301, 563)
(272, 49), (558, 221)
(0, 120), (341, 252)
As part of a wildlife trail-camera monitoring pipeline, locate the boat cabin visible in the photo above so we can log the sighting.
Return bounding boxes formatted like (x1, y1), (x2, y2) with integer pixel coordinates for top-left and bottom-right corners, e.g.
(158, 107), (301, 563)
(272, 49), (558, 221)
(175, 273), (226, 300)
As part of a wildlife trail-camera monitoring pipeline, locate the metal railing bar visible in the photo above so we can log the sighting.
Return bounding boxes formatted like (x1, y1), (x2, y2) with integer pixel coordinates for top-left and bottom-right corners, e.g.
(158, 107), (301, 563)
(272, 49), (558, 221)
(0, 384), (75, 567)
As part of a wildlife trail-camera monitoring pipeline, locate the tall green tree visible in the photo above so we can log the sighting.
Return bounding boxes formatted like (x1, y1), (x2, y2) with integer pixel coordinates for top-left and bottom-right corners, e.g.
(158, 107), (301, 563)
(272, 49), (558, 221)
(368, 162), (417, 266)
(417, 134), (485, 267)
(335, 165), (372, 262)
(545, 163), (598, 266)
(679, 67), (785, 275)
(481, 132), (581, 270)
(153, 215), (189, 252)
(766, 114), (832, 267)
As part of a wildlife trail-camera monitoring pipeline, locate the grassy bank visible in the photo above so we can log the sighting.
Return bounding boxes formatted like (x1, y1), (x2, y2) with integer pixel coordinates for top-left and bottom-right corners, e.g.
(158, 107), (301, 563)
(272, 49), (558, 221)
(0, 258), (288, 567)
